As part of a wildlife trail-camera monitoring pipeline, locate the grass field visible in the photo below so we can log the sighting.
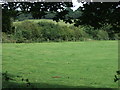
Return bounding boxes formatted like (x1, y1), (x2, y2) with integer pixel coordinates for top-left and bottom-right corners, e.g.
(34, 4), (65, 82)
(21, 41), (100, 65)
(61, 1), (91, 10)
(2, 41), (118, 88)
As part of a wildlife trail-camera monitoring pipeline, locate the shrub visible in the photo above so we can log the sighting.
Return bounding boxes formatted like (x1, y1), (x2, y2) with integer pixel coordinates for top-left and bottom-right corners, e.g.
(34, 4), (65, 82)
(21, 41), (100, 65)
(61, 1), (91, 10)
(99, 24), (114, 39)
(79, 25), (96, 39)
(38, 22), (61, 41)
(97, 30), (109, 40)
(2, 33), (16, 43)
(15, 20), (42, 42)
(114, 33), (120, 40)
(68, 26), (86, 41)
(3, 20), (117, 43)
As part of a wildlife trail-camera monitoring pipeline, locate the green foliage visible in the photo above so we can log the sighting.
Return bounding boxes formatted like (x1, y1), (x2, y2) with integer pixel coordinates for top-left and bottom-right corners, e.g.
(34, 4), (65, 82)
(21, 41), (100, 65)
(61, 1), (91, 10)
(43, 11), (56, 19)
(38, 22), (60, 41)
(9, 20), (90, 43)
(2, 2), (120, 36)
(79, 25), (97, 39)
(69, 26), (89, 41)
(77, 3), (120, 29)
(2, 13), (13, 33)
(2, 5), (20, 33)
(2, 33), (16, 43)
(15, 21), (42, 42)
(98, 24), (116, 40)
(72, 7), (82, 19)
(2, 2), (73, 33)
(113, 33), (120, 40)
(97, 30), (109, 40)
(2, 20), (119, 43)
(16, 13), (33, 21)
(37, 22), (89, 42)
(114, 70), (120, 82)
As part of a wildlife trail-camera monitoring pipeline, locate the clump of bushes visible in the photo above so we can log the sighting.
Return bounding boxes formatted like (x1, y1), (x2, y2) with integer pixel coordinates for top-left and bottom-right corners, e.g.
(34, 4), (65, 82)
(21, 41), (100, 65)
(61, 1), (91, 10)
(97, 30), (109, 40)
(2, 33), (16, 43)
(2, 20), (118, 43)
(14, 21), (42, 43)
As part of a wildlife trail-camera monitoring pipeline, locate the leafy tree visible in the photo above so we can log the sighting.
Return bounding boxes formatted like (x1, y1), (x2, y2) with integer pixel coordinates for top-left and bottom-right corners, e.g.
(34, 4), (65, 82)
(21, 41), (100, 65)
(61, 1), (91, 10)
(72, 7), (82, 19)
(2, 1), (120, 37)
(2, 3), (20, 33)
(2, 2), (73, 33)
(16, 13), (33, 21)
(43, 11), (56, 19)
(74, 2), (120, 33)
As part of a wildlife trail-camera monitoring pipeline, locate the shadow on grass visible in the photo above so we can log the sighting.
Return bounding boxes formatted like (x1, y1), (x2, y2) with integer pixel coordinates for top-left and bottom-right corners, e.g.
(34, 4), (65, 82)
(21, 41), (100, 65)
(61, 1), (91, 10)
(2, 80), (118, 90)
(2, 72), (118, 90)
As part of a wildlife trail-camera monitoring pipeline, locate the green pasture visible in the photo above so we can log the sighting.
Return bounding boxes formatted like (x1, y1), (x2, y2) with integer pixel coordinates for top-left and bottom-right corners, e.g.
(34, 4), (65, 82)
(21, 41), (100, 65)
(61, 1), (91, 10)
(2, 41), (118, 88)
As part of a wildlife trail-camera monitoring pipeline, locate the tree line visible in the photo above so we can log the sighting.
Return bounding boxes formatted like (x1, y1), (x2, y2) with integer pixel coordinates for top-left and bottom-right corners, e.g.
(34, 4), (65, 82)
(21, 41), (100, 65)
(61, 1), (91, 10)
(2, 2), (120, 42)
(2, 20), (118, 43)
(16, 7), (82, 21)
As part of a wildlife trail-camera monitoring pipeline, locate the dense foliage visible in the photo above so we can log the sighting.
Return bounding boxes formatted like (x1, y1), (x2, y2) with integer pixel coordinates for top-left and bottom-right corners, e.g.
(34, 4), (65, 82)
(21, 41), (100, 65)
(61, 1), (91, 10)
(74, 2), (120, 38)
(2, 2), (73, 33)
(2, 21), (119, 43)
(2, 2), (120, 42)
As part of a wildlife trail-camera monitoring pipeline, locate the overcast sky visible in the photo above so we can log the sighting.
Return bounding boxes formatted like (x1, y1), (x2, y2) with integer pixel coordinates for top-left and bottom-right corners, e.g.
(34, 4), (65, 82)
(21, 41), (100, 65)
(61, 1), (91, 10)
(71, 0), (83, 11)
(0, 0), (83, 11)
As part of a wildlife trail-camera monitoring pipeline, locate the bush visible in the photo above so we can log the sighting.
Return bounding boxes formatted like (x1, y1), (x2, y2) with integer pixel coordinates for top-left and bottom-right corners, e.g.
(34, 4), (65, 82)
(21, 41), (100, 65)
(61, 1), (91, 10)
(38, 22), (76, 41)
(78, 25), (96, 40)
(97, 30), (109, 40)
(2, 33), (16, 43)
(15, 21), (42, 42)
(2, 20), (118, 43)
(99, 24), (114, 39)
(69, 26), (90, 41)
(114, 33), (120, 40)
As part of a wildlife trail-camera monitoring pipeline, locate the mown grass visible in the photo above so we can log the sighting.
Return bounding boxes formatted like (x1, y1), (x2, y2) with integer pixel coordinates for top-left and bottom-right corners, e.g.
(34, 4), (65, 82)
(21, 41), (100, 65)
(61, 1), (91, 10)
(2, 41), (118, 88)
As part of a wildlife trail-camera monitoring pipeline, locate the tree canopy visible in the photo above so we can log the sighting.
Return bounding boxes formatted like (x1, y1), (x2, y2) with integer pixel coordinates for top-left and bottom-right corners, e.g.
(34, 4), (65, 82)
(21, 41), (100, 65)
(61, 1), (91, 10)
(2, 2), (73, 33)
(74, 2), (120, 29)
(2, 2), (120, 34)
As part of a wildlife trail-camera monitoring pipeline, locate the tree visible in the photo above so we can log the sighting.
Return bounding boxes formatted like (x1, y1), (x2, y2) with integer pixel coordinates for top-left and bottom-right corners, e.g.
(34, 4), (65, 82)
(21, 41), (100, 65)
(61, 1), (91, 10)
(2, 2), (73, 33)
(2, 2), (120, 36)
(2, 3), (20, 33)
(72, 7), (82, 19)
(43, 11), (56, 19)
(74, 2), (120, 34)
(16, 13), (33, 21)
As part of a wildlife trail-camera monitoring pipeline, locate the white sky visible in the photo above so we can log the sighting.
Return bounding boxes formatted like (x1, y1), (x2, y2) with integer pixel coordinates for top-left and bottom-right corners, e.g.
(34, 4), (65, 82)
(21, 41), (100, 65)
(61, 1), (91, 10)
(71, 0), (83, 11)
(0, 0), (83, 11)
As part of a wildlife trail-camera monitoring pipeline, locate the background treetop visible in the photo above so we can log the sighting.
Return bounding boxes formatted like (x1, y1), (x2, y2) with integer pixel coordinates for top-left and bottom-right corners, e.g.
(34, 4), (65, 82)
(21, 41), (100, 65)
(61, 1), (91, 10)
(2, 2), (120, 34)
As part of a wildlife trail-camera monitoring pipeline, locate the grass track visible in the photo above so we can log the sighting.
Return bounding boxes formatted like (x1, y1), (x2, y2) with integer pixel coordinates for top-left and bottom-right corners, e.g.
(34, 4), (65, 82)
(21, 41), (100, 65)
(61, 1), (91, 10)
(2, 41), (118, 88)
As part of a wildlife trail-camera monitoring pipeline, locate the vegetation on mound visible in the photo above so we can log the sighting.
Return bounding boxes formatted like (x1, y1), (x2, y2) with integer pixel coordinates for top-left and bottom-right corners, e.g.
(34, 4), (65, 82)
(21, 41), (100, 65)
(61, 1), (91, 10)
(2, 20), (119, 43)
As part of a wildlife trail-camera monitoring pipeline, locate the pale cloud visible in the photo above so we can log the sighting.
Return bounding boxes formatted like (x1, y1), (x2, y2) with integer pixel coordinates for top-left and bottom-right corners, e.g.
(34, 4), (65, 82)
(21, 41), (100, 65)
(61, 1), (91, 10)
(71, 0), (83, 11)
